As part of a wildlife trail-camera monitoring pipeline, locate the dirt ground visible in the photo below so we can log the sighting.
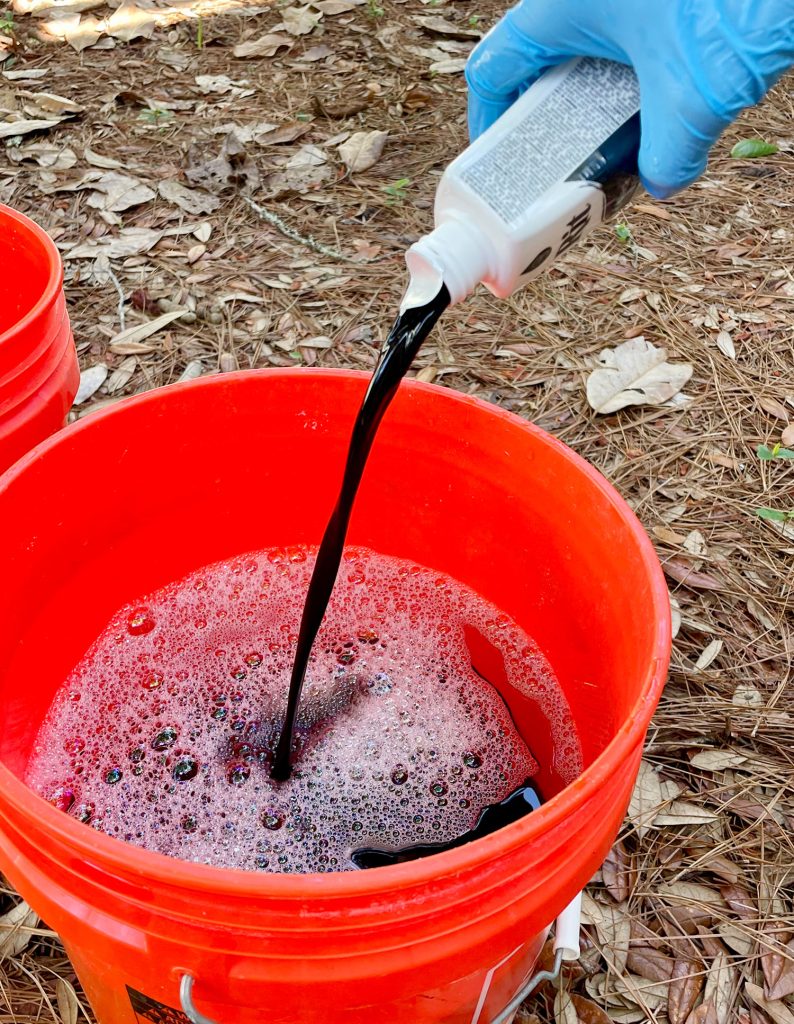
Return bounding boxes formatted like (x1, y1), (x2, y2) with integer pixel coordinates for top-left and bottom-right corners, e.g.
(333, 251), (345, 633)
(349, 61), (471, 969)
(1, 1), (793, 1021)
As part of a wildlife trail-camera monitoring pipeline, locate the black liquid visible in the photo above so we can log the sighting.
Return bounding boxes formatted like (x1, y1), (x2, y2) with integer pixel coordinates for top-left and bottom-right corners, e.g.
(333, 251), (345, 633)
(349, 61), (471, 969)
(271, 284), (452, 781)
(351, 780), (542, 868)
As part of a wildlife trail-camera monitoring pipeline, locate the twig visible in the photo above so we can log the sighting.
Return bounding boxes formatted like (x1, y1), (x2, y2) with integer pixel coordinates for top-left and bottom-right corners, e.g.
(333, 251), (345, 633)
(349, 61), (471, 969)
(106, 264), (126, 333)
(243, 196), (354, 263)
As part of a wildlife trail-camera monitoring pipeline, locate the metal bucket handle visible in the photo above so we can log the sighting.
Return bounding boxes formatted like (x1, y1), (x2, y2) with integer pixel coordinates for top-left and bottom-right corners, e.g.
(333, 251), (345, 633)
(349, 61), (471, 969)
(179, 893), (582, 1024)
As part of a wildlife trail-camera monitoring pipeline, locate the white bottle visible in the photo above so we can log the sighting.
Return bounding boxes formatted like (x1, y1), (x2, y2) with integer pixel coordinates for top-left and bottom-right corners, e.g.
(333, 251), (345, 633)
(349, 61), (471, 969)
(402, 58), (642, 312)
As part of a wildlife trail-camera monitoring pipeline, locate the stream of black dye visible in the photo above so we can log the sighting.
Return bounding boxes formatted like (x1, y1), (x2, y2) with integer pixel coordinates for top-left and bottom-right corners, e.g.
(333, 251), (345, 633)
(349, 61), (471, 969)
(271, 284), (452, 782)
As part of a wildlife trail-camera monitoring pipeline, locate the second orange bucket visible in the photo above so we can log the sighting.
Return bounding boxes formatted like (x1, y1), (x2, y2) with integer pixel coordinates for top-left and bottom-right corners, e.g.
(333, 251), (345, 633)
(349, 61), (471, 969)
(0, 370), (670, 1023)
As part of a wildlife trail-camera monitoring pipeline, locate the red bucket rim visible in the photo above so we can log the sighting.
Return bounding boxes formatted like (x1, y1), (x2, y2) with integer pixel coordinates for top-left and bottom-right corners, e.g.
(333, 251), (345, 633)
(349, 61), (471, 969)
(0, 204), (64, 350)
(0, 368), (671, 899)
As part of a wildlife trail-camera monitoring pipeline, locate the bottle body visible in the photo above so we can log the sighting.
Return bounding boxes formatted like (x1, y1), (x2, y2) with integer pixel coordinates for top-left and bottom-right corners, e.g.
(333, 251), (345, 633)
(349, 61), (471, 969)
(405, 58), (641, 307)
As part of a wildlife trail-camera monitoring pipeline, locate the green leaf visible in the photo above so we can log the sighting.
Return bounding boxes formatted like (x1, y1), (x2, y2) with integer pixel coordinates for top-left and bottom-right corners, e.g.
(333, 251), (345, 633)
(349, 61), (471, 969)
(756, 507), (791, 523)
(757, 444), (794, 460)
(731, 138), (779, 159)
(614, 222), (632, 243)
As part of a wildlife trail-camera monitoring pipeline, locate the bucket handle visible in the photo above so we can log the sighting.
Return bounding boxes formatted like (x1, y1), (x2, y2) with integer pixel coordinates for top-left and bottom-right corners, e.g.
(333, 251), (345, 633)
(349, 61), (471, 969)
(178, 893), (582, 1024)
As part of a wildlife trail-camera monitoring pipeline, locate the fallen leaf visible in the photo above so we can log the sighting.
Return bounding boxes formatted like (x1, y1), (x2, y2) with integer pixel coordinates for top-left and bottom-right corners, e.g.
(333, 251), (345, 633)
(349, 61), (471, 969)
(56, 977), (78, 1024)
(654, 800), (719, 826)
(715, 331), (735, 358)
(759, 396), (789, 421)
(668, 960), (704, 1024)
(299, 44), (334, 60)
(581, 893), (631, 972)
(689, 750), (747, 771)
(429, 57), (467, 73)
(586, 337), (693, 415)
(8, 142), (77, 168)
(717, 923), (753, 957)
(338, 129), (388, 172)
(602, 840), (635, 903)
(732, 683), (764, 708)
(105, 1), (155, 40)
(686, 999), (719, 1024)
(554, 989), (578, 1024)
(185, 131), (260, 194)
(158, 180), (220, 215)
(281, 4), (320, 34)
(654, 525), (686, 544)
(18, 90), (81, 114)
(694, 638), (723, 671)
(627, 945), (674, 982)
(627, 759), (666, 835)
(2, 68), (49, 80)
(177, 360), (205, 383)
(233, 32), (292, 57)
(413, 13), (480, 37)
(720, 885), (756, 919)
(657, 880), (724, 907)
(195, 74), (254, 97)
(86, 171), (155, 213)
(570, 994), (612, 1023)
(683, 529), (707, 556)
(0, 117), (62, 139)
(83, 146), (124, 169)
(0, 901), (38, 961)
(260, 121), (313, 145)
(65, 227), (164, 259)
(311, 0), (363, 11)
(106, 355), (137, 394)
(73, 364), (108, 405)
(745, 983), (794, 1024)
(109, 310), (187, 353)
(781, 423), (794, 446)
(763, 936), (794, 1001)
(664, 557), (722, 591)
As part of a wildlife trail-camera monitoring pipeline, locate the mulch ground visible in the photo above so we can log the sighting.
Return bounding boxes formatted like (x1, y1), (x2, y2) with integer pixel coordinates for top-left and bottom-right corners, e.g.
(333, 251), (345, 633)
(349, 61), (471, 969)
(1, 2), (793, 1021)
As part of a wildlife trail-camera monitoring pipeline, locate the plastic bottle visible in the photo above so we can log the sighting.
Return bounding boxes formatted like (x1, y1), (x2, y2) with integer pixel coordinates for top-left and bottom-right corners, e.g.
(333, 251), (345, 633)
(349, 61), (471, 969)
(402, 57), (642, 311)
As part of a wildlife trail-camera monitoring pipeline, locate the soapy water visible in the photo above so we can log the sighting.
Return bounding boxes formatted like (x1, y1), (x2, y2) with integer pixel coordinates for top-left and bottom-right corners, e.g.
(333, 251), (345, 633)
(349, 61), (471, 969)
(26, 547), (581, 873)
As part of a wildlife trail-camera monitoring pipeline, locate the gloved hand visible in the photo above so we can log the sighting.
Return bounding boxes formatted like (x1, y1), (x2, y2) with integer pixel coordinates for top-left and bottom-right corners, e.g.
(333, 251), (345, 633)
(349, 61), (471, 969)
(465, 0), (794, 198)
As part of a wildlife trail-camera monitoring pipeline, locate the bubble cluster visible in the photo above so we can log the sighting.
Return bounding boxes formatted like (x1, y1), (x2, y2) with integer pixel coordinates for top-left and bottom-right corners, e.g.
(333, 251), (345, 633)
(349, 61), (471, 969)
(25, 547), (581, 873)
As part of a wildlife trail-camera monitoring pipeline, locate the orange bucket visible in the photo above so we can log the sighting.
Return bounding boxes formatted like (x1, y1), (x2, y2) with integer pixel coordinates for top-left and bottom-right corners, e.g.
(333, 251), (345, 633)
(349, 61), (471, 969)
(0, 204), (79, 473)
(0, 370), (670, 1023)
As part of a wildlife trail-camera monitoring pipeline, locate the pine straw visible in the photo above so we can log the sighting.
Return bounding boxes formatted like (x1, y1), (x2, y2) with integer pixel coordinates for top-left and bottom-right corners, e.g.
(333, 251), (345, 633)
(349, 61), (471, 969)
(1, 2), (794, 1021)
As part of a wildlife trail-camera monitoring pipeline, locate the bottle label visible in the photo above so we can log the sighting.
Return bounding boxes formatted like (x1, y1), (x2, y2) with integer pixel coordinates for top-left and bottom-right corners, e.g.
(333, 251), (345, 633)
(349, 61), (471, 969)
(460, 58), (640, 225)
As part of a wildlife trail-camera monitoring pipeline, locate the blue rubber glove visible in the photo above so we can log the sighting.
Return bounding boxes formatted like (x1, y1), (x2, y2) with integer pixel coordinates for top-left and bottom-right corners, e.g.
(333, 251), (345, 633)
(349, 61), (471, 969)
(466, 0), (794, 198)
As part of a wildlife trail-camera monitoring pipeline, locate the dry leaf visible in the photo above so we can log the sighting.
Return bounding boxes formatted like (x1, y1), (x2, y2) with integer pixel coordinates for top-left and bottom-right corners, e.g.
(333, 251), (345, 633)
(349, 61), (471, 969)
(429, 57), (467, 73)
(281, 4), (320, 34)
(658, 880), (724, 907)
(65, 227), (164, 259)
(109, 310), (187, 352)
(106, 2), (155, 41)
(0, 901), (38, 961)
(683, 529), (707, 556)
(570, 994), (611, 1023)
(717, 923), (753, 957)
(586, 337), (693, 414)
(715, 330), (735, 359)
(554, 989), (578, 1024)
(720, 884), (756, 918)
(87, 172), (155, 213)
(669, 960), (704, 1024)
(413, 13), (480, 37)
(233, 32), (292, 57)
(627, 945), (674, 982)
(702, 952), (734, 1024)
(195, 75), (254, 97)
(106, 356), (137, 394)
(0, 117), (62, 139)
(338, 129), (388, 172)
(758, 396), (789, 421)
(300, 44), (333, 60)
(745, 984), (794, 1024)
(694, 639), (723, 671)
(581, 894), (631, 972)
(689, 750), (747, 771)
(627, 759), (666, 835)
(654, 800), (719, 826)
(158, 180), (220, 215)
(56, 977), (78, 1024)
(73, 364), (108, 405)
(732, 683), (764, 707)
(261, 121), (313, 145)
(602, 840), (635, 903)
(664, 557), (722, 591)
(186, 131), (260, 194)
(781, 422), (794, 446)
(18, 90), (81, 114)
(84, 147), (124, 169)
(687, 999), (719, 1024)
(8, 142), (77, 168)
(763, 937), (794, 1001)
(747, 597), (777, 631)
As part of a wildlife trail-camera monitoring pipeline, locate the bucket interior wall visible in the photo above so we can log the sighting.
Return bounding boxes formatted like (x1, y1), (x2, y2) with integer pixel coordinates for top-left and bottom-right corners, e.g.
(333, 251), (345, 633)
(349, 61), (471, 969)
(0, 215), (52, 337)
(0, 372), (662, 784)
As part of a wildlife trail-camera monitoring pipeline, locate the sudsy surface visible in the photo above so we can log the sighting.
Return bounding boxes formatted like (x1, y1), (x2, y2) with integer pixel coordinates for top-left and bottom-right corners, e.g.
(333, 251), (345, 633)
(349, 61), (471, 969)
(26, 547), (581, 873)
